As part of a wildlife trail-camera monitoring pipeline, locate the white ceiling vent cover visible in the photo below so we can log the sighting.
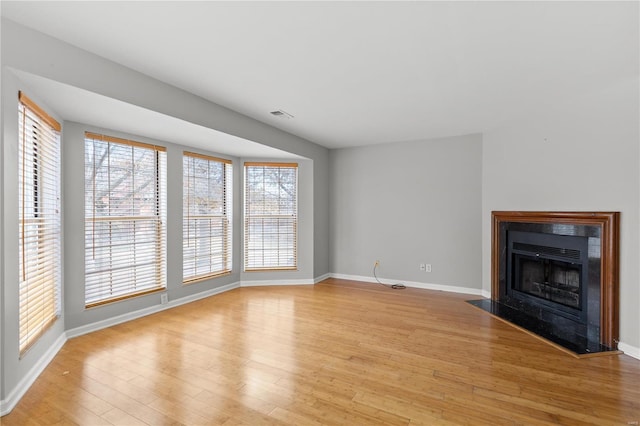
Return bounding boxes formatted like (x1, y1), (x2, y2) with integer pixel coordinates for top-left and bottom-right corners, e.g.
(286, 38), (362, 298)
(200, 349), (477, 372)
(270, 109), (294, 119)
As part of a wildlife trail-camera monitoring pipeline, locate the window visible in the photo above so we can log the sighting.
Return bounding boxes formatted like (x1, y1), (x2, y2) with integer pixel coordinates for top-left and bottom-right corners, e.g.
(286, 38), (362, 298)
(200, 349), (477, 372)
(18, 92), (62, 354)
(84, 132), (166, 307)
(244, 162), (297, 271)
(183, 152), (232, 283)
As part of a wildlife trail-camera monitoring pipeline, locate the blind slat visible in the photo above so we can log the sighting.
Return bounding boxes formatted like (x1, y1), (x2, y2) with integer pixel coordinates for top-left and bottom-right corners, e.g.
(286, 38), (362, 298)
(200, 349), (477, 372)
(85, 132), (167, 152)
(184, 151), (232, 164)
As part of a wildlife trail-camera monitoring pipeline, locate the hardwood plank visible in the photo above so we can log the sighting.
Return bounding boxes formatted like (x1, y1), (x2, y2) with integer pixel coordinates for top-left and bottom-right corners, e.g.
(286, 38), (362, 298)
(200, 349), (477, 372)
(2, 278), (639, 425)
(100, 408), (148, 426)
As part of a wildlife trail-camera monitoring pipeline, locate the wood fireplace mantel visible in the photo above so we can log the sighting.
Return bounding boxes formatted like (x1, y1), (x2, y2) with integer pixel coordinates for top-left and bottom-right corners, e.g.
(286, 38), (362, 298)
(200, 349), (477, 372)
(491, 211), (620, 349)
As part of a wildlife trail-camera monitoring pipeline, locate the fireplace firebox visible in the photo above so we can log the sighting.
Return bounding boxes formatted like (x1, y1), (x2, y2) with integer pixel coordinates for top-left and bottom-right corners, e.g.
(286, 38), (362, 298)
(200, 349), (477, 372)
(506, 231), (589, 323)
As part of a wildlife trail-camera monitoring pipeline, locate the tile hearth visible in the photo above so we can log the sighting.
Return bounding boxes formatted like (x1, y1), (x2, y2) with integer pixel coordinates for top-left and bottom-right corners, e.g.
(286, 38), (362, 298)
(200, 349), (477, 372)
(467, 299), (617, 355)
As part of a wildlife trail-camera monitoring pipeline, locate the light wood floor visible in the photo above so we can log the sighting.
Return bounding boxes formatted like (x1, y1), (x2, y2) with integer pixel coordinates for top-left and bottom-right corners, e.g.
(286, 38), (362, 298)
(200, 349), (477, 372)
(3, 278), (640, 425)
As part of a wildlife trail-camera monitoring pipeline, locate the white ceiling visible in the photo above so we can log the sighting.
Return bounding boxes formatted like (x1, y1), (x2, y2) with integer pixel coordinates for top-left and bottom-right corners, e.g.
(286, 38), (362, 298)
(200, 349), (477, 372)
(2, 1), (638, 149)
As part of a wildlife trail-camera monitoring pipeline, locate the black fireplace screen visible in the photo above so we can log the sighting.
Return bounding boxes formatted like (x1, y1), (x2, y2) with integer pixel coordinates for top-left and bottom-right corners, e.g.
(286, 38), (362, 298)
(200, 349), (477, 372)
(514, 255), (581, 309)
(506, 230), (589, 322)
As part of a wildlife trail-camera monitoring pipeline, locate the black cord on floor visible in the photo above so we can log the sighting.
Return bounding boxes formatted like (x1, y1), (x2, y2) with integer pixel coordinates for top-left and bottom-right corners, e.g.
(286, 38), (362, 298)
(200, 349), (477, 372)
(373, 263), (406, 290)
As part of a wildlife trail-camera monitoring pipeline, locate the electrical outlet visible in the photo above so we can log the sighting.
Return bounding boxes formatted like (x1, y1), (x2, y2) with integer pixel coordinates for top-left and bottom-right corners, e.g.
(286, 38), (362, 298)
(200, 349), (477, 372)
(419, 263), (426, 271)
(425, 264), (432, 273)
(161, 293), (168, 304)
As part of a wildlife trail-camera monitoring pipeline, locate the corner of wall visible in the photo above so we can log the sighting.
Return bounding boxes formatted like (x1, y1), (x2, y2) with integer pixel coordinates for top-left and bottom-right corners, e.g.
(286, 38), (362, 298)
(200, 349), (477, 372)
(618, 341), (640, 361)
(0, 332), (67, 416)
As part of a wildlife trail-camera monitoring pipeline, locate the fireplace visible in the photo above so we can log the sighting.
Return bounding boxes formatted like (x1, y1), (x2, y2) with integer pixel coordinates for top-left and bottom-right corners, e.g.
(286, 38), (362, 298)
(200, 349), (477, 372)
(469, 211), (620, 356)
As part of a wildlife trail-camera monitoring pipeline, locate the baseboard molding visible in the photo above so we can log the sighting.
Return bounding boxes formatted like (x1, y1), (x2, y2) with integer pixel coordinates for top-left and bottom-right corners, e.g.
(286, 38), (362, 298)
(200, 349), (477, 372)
(66, 281), (240, 339)
(330, 273), (485, 296)
(240, 278), (315, 287)
(481, 289), (492, 299)
(618, 341), (640, 360)
(314, 273), (332, 283)
(0, 332), (67, 416)
(326, 273), (372, 284)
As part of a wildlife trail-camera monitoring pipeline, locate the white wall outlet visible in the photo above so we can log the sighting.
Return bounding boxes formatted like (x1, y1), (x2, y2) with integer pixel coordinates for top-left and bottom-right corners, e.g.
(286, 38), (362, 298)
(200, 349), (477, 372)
(419, 263), (426, 271)
(425, 264), (432, 273)
(161, 293), (168, 304)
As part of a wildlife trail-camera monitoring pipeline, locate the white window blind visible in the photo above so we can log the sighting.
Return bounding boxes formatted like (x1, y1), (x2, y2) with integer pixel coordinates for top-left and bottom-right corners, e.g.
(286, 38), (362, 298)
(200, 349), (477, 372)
(84, 132), (167, 307)
(18, 92), (62, 354)
(244, 163), (297, 271)
(183, 152), (232, 283)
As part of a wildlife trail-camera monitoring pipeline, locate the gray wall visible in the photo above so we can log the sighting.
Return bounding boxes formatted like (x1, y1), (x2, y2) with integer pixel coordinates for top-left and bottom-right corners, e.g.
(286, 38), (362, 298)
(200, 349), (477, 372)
(482, 76), (640, 349)
(329, 134), (483, 289)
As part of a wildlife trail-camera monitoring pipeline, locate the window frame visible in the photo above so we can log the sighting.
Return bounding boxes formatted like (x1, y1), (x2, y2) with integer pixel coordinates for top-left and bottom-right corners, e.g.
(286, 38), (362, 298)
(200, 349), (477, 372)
(244, 162), (298, 272)
(18, 91), (62, 355)
(84, 132), (167, 308)
(182, 151), (233, 284)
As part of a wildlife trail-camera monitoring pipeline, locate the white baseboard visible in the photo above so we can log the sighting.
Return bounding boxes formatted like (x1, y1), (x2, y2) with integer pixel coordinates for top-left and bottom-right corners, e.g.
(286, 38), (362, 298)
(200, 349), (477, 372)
(240, 278), (315, 287)
(330, 273), (485, 296)
(618, 341), (640, 360)
(330, 273), (380, 285)
(0, 332), (67, 416)
(314, 273), (331, 283)
(481, 289), (491, 299)
(67, 281), (240, 339)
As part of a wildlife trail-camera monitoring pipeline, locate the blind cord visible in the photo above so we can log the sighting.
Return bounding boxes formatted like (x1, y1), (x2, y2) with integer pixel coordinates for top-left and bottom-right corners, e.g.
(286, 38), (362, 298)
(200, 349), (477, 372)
(373, 263), (406, 290)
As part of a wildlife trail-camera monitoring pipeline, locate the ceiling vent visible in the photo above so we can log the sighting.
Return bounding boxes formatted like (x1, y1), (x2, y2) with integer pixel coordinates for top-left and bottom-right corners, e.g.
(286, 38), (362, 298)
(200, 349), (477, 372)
(270, 109), (294, 119)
